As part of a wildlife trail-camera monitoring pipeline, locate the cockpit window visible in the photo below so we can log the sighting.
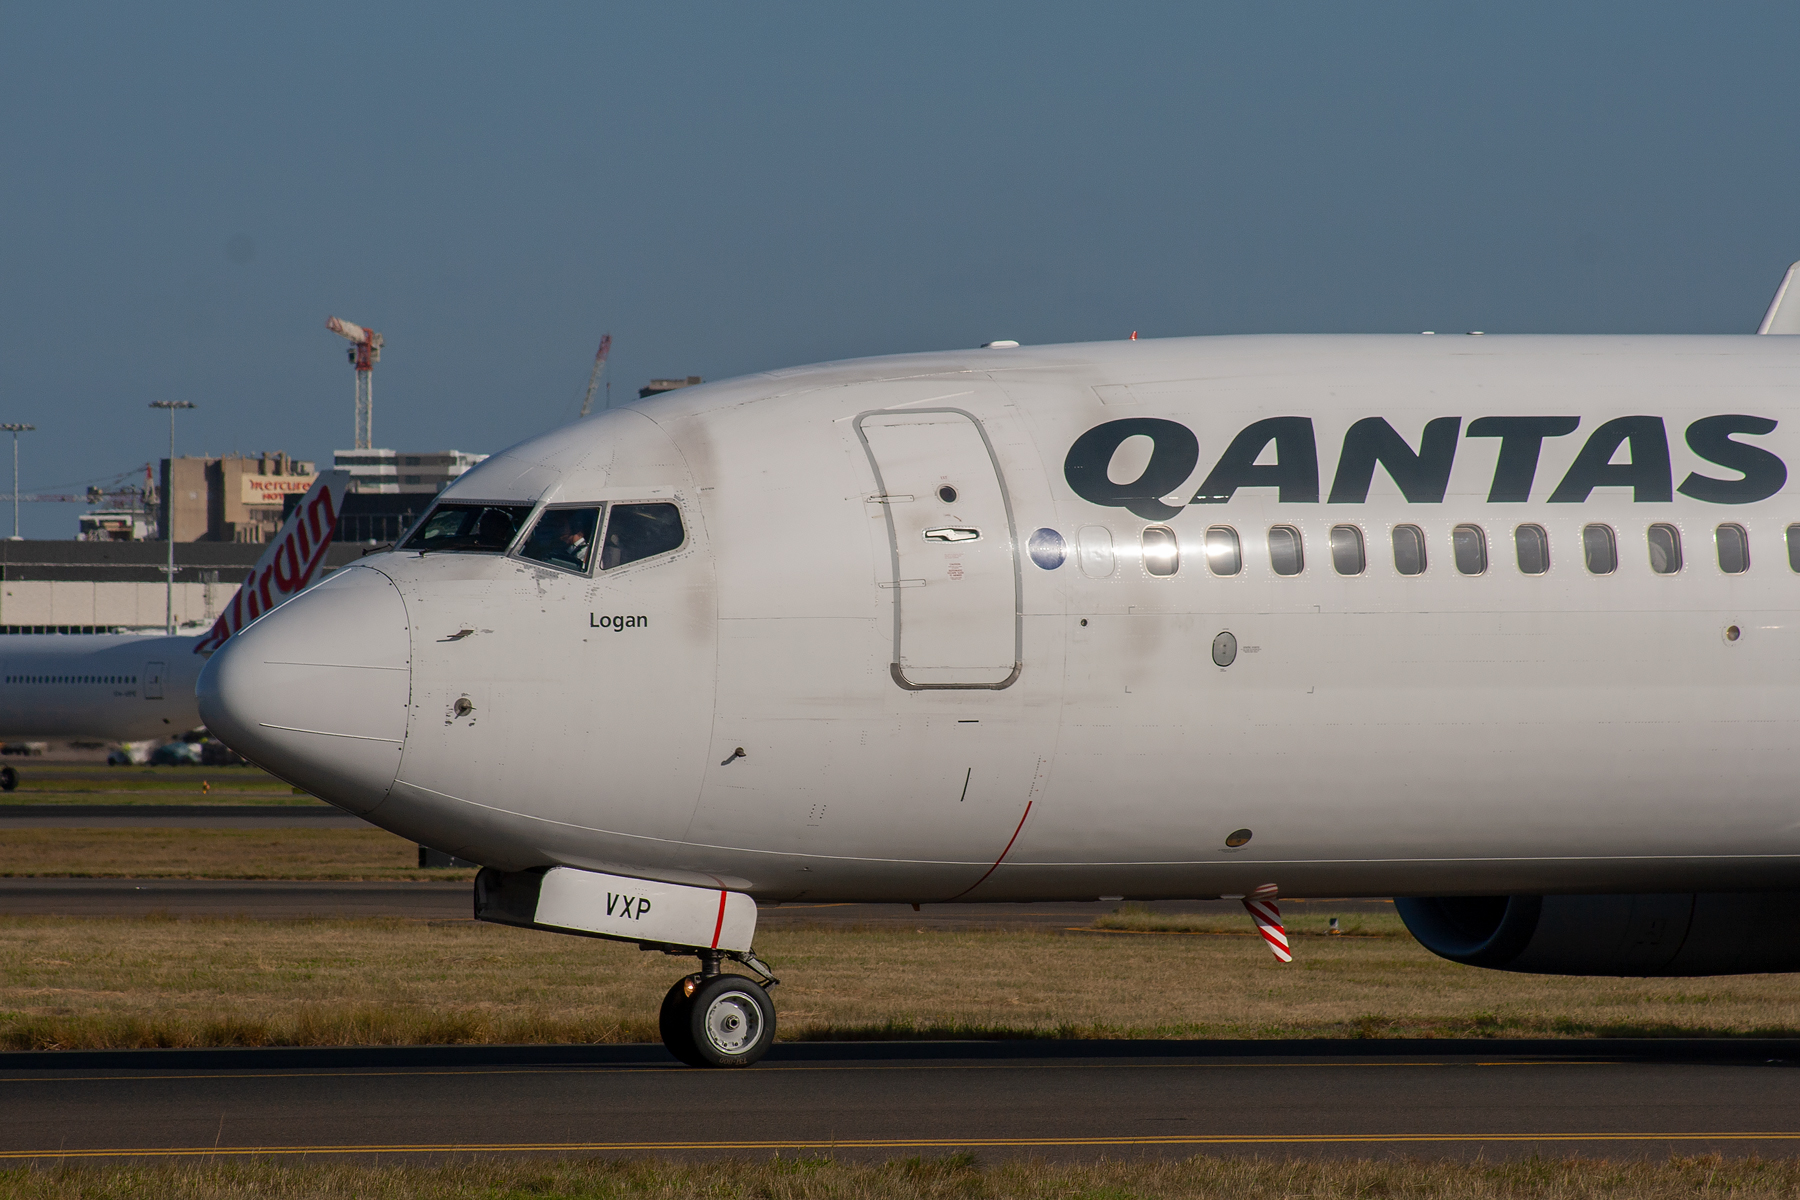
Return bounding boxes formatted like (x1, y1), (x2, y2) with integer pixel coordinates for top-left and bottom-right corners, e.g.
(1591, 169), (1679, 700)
(402, 503), (535, 554)
(601, 503), (685, 570)
(517, 506), (602, 573)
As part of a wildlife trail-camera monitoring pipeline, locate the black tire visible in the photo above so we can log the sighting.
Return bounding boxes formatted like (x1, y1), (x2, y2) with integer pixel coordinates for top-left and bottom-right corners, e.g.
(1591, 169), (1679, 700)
(0, 766), (18, 792)
(659, 977), (704, 1066)
(684, 974), (776, 1068)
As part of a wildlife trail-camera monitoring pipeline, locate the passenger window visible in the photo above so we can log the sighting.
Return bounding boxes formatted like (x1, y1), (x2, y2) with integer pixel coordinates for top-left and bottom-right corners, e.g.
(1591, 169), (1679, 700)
(402, 503), (535, 554)
(1141, 526), (1179, 576)
(1647, 523), (1682, 575)
(1514, 525), (1549, 575)
(518, 505), (602, 574)
(1329, 524), (1365, 576)
(1582, 524), (1617, 575)
(1716, 524), (1749, 574)
(1077, 526), (1115, 578)
(1267, 526), (1303, 576)
(1205, 526), (1241, 576)
(1392, 525), (1427, 576)
(600, 503), (685, 570)
(1788, 524), (1800, 573)
(1452, 524), (1487, 575)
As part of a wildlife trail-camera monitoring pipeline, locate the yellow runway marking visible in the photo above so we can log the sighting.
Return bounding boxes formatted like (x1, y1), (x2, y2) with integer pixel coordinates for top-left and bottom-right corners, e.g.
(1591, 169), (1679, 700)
(1, 1132), (1797, 1159)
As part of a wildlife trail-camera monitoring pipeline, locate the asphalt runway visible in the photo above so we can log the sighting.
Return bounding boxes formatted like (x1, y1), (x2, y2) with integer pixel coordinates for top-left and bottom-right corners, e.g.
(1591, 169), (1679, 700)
(1, 1039), (1795, 1163)
(0, 880), (1393, 925)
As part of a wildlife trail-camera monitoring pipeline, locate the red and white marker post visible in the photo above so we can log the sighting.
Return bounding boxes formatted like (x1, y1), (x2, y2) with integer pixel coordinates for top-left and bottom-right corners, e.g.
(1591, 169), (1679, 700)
(1242, 883), (1291, 963)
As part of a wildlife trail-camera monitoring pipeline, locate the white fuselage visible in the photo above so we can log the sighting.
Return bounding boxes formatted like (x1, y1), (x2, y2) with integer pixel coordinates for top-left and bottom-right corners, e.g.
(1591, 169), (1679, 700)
(0, 635), (203, 739)
(200, 335), (1800, 901)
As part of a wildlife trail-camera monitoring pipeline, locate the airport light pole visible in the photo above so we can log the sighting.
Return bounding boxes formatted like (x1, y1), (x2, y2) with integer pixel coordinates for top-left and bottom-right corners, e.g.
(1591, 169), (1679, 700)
(0, 425), (33, 541)
(149, 401), (196, 635)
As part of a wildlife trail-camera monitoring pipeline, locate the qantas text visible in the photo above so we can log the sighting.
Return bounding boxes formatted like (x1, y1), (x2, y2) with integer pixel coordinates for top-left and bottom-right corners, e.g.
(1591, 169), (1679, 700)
(1064, 415), (1785, 519)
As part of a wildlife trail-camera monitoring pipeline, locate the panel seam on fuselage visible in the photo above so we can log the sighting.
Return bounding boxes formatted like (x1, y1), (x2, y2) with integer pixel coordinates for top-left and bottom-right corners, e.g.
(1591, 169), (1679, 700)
(259, 661), (409, 671)
(259, 723), (403, 744)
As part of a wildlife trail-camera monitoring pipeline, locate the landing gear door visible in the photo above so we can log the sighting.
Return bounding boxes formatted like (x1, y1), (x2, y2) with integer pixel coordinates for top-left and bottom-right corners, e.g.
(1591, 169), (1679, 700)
(142, 661), (165, 700)
(856, 408), (1021, 690)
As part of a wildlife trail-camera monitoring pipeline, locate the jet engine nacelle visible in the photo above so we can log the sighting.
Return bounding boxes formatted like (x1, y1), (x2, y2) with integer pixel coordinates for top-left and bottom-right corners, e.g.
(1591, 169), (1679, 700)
(1396, 893), (1800, 976)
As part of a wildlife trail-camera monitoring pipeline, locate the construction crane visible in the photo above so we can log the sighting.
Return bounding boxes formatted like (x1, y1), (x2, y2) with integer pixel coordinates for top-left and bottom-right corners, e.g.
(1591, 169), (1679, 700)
(21, 465), (154, 507)
(578, 334), (613, 418)
(23, 487), (148, 505)
(326, 316), (384, 450)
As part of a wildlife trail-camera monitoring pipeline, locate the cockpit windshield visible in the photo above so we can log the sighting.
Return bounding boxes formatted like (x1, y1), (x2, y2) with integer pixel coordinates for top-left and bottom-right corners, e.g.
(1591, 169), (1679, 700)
(517, 505), (602, 573)
(402, 503), (535, 554)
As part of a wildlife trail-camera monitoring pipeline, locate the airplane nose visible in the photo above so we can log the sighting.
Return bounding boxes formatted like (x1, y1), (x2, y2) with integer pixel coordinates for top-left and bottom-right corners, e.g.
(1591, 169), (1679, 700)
(197, 566), (411, 816)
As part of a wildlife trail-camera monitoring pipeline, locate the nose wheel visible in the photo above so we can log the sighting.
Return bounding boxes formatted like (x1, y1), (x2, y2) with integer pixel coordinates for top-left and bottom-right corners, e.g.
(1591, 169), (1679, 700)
(658, 950), (778, 1067)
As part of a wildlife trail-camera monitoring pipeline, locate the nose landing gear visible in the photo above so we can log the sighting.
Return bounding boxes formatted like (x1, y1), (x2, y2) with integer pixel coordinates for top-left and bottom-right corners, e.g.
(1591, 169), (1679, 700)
(657, 948), (779, 1067)
(472, 867), (777, 1067)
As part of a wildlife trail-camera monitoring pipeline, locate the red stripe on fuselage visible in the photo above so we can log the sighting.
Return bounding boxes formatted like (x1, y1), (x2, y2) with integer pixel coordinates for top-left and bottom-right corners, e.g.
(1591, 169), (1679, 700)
(949, 800), (1035, 900)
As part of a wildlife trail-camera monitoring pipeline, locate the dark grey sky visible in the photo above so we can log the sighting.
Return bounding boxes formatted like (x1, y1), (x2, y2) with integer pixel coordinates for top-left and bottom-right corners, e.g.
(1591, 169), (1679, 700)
(2, 4), (1797, 536)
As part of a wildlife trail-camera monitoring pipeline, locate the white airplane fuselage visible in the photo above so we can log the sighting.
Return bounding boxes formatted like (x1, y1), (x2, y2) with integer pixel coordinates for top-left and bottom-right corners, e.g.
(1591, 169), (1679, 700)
(200, 334), (1800, 904)
(0, 635), (203, 739)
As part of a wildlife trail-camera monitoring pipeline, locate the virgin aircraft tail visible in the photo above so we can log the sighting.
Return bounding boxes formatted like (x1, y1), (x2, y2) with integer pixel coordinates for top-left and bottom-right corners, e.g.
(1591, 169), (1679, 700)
(193, 470), (351, 654)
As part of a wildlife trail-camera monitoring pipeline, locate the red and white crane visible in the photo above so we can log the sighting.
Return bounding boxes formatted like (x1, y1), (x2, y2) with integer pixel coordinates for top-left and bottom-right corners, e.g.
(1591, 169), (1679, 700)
(578, 334), (613, 418)
(326, 316), (383, 450)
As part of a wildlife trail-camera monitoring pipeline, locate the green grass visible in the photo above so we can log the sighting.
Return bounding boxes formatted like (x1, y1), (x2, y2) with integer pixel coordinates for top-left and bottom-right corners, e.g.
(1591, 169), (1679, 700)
(0, 763), (320, 805)
(1090, 902), (1401, 938)
(4, 1153), (1798, 1199)
(0, 828), (470, 880)
(3, 914), (1800, 1050)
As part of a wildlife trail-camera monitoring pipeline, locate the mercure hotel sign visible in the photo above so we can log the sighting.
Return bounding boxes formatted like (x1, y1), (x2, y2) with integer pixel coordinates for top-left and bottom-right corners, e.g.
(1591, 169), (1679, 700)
(240, 474), (316, 506)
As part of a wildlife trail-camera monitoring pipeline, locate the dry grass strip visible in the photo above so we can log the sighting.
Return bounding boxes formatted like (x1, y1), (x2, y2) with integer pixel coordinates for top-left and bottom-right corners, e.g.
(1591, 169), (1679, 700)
(3, 1153), (1799, 1199)
(2, 915), (1798, 1049)
(0, 764), (307, 803)
(1091, 903), (1395, 937)
(0, 829), (472, 881)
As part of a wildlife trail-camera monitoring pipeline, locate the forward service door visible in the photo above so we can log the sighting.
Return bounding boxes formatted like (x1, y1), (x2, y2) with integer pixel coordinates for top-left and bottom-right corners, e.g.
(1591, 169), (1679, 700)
(856, 408), (1022, 689)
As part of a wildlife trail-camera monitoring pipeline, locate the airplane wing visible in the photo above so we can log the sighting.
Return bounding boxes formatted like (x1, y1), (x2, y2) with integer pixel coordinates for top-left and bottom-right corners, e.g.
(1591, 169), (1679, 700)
(192, 470), (352, 654)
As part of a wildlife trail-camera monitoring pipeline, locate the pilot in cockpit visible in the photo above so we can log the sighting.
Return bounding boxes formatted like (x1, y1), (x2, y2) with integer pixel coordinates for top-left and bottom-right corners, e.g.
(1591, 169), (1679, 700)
(519, 507), (596, 572)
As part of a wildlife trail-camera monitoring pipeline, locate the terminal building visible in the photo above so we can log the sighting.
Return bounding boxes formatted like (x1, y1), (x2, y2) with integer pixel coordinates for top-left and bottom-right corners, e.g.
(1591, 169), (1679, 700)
(0, 446), (440, 632)
(322, 449), (489, 545)
(331, 449), (487, 495)
(159, 452), (317, 544)
(0, 539), (364, 634)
